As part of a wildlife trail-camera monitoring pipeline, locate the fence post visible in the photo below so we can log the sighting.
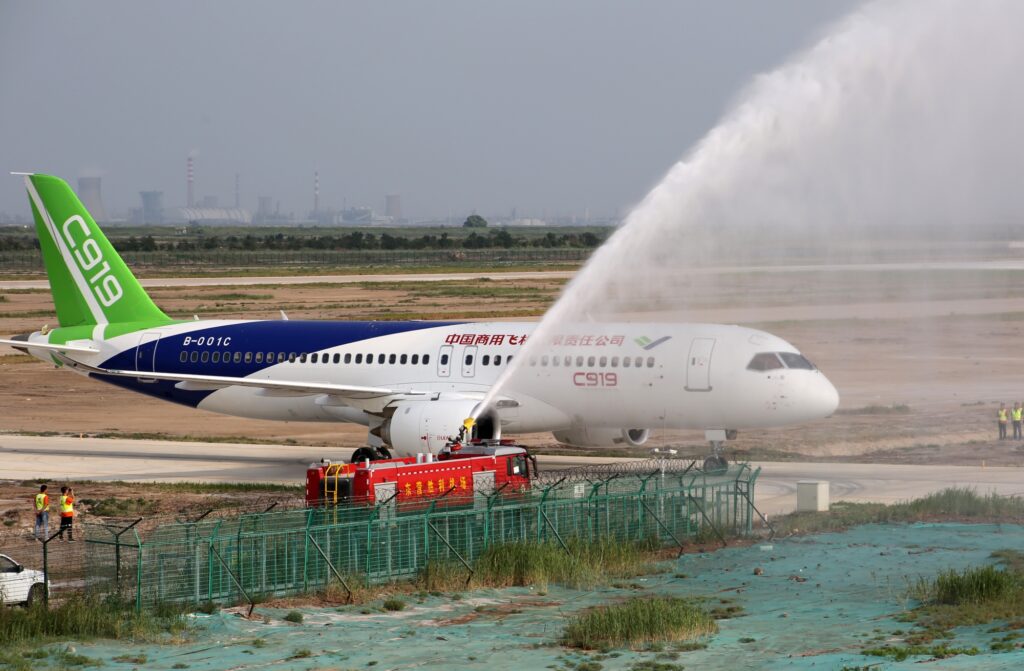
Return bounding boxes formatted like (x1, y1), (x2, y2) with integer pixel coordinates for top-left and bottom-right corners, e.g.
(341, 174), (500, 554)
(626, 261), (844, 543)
(303, 507), (313, 592)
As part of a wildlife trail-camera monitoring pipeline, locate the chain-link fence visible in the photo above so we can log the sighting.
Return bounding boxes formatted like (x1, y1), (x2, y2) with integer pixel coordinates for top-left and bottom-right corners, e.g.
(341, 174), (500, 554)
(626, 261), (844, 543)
(4, 464), (760, 612)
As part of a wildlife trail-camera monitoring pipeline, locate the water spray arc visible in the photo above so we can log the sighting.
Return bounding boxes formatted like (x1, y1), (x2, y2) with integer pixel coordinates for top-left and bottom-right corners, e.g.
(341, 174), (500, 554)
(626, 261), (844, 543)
(472, 0), (1024, 427)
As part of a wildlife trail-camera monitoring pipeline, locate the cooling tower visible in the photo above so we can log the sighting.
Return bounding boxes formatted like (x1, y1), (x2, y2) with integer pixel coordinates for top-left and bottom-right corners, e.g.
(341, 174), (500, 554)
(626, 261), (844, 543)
(77, 177), (108, 222)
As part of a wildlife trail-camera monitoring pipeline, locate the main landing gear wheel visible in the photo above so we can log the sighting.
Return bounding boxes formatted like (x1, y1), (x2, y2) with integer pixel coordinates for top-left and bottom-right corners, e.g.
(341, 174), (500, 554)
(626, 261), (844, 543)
(374, 446), (392, 460)
(702, 455), (728, 474)
(350, 447), (376, 463)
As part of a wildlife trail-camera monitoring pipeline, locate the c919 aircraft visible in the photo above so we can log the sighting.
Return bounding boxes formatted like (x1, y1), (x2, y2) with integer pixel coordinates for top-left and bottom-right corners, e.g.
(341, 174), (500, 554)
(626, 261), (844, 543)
(1, 174), (839, 468)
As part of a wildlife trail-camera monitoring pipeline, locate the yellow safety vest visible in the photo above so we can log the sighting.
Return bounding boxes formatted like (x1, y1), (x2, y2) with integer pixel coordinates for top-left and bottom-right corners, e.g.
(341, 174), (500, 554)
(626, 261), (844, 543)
(1014, 408), (1022, 422)
(999, 409), (1009, 422)
(35, 493), (48, 512)
(60, 494), (74, 516)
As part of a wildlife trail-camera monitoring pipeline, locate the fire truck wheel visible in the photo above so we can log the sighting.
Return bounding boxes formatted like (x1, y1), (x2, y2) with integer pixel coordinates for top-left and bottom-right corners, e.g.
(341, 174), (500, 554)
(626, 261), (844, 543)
(350, 447), (376, 463)
(374, 447), (392, 460)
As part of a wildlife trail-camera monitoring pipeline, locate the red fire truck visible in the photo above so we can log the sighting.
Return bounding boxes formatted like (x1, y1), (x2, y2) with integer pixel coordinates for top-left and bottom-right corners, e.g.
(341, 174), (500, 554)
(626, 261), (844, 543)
(306, 440), (535, 507)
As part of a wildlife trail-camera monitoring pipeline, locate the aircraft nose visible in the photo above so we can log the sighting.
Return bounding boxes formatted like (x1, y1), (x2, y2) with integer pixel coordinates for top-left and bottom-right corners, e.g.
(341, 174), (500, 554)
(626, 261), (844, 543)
(815, 373), (840, 418)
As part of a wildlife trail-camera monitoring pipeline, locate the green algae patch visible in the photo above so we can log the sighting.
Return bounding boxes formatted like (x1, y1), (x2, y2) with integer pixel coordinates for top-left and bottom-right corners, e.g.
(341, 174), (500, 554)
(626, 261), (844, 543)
(562, 596), (716, 650)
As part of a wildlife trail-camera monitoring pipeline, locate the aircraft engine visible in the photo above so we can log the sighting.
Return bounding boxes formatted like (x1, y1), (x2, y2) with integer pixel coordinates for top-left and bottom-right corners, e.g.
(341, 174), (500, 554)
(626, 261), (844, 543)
(377, 399), (500, 456)
(552, 427), (650, 448)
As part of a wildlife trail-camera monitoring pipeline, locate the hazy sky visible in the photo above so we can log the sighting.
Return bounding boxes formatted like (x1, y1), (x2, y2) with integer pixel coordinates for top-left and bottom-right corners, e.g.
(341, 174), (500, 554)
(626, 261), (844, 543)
(0, 1), (857, 220)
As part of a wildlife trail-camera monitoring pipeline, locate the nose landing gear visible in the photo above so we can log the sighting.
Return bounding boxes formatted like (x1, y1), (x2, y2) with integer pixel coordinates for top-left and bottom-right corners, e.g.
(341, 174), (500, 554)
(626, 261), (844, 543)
(701, 429), (734, 474)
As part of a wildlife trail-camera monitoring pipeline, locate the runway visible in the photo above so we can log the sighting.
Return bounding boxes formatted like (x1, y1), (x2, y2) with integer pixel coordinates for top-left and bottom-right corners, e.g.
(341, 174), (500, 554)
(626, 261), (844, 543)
(3, 434), (1022, 515)
(5, 259), (1024, 291)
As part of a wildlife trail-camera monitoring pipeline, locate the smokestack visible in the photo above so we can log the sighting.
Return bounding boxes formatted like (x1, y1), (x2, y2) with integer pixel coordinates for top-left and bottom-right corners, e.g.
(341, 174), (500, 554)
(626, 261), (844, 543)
(385, 194), (402, 221)
(77, 177), (107, 222)
(314, 171), (319, 213)
(187, 156), (194, 208)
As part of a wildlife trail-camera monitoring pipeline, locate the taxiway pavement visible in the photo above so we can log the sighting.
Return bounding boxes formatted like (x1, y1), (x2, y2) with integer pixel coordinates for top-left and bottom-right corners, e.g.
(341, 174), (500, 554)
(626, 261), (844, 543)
(2, 434), (1021, 515)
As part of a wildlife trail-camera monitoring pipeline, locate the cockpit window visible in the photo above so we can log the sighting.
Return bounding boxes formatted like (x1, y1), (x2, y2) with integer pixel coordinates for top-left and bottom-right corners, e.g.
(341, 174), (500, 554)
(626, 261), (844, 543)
(747, 352), (784, 371)
(779, 352), (816, 370)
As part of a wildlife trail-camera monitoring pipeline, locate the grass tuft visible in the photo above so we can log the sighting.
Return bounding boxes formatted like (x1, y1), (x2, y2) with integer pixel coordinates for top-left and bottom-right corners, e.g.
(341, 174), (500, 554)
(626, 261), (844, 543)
(562, 596), (716, 650)
(0, 594), (186, 646)
(283, 610), (304, 624)
(382, 598), (406, 612)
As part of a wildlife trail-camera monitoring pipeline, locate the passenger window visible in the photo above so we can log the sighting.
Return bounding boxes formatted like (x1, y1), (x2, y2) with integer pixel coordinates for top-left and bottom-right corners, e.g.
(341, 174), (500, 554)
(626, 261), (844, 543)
(747, 352), (784, 371)
(400, 354), (408, 364)
(300, 353), (307, 363)
(646, 357), (655, 368)
(541, 356), (549, 366)
(494, 355), (502, 366)
(552, 356), (559, 367)
(355, 354), (363, 364)
(623, 357), (631, 368)
(411, 354), (419, 365)
(378, 354), (385, 364)
(190, 351), (199, 363)
(212, 351), (220, 363)
(345, 353), (352, 364)
(255, 352), (263, 364)
(587, 356), (596, 367)
(288, 352), (296, 362)
(311, 353), (318, 364)
(389, 354), (397, 364)
(506, 355), (512, 364)
(423, 354), (430, 364)
(179, 351), (187, 363)
(245, 352), (253, 363)
(634, 357), (642, 368)
(201, 351), (209, 363)
(440, 354), (449, 365)
(333, 353), (340, 364)
(576, 356), (584, 367)
(278, 352), (286, 362)
(323, 355), (330, 365)
(779, 352), (816, 370)
(529, 357), (537, 367)
(599, 356), (607, 367)
(235, 352), (243, 363)
(482, 355), (490, 366)
(266, 352), (275, 364)
(366, 353), (373, 364)
(611, 356), (619, 367)
(466, 355), (474, 365)
(564, 355), (571, 367)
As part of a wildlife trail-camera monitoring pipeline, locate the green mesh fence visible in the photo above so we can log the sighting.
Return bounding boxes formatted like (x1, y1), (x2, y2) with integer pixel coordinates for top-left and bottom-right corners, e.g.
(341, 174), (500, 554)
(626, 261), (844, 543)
(80, 464), (759, 611)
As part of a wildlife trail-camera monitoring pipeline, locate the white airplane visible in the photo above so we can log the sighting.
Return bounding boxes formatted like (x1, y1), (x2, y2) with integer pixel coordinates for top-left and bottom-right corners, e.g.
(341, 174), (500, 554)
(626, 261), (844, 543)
(2, 174), (839, 469)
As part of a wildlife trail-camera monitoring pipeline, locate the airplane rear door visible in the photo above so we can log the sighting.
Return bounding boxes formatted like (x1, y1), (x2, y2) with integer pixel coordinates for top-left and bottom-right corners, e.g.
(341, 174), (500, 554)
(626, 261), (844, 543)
(685, 338), (715, 391)
(437, 345), (453, 377)
(462, 346), (478, 377)
(135, 332), (161, 378)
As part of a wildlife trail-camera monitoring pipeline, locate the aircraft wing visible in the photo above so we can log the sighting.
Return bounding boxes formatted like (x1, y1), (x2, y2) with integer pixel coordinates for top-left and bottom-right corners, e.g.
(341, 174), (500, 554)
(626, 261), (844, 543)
(0, 338), (100, 354)
(57, 357), (427, 401)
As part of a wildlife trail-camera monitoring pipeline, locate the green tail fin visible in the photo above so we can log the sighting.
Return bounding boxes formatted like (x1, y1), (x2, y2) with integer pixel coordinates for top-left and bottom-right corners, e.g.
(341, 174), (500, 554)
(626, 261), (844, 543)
(22, 173), (170, 327)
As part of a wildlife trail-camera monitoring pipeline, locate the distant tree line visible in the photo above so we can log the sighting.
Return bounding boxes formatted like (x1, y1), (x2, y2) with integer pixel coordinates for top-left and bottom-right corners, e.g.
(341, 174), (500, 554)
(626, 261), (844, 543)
(0, 229), (607, 253)
(111, 230), (606, 252)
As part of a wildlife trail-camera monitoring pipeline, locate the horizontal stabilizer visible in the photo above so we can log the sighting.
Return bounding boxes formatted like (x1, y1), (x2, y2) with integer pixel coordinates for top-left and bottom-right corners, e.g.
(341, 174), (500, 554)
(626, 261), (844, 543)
(0, 337), (100, 354)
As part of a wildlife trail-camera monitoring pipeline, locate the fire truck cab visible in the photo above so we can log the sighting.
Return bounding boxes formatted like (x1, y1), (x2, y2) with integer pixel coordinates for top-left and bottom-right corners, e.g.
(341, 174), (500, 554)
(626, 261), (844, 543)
(306, 439), (535, 507)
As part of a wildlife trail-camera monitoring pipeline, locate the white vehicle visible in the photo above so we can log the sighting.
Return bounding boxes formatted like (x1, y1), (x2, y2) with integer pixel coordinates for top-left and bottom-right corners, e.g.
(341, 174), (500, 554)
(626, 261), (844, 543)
(1, 174), (839, 469)
(0, 554), (46, 606)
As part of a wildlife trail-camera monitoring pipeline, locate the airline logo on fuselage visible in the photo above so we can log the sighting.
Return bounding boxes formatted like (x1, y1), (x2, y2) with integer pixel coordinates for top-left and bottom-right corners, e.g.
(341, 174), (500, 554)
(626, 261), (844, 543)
(61, 215), (123, 308)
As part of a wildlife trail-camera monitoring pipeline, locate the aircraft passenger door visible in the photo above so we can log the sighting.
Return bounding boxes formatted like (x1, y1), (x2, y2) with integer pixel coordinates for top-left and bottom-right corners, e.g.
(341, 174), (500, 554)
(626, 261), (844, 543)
(462, 346), (478, 377)
(685, 338), (715, 392)
(437, 345), (453, 378)
(135, 332), (161, 378)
